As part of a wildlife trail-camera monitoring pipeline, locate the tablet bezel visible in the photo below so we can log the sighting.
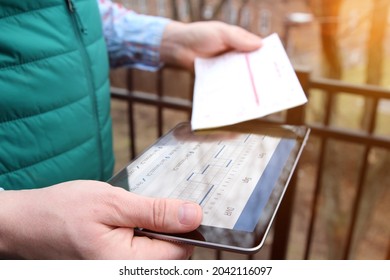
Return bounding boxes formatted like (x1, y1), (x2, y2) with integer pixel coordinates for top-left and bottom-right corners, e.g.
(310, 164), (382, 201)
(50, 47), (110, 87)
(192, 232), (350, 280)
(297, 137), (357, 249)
(107, 120), (310, 254)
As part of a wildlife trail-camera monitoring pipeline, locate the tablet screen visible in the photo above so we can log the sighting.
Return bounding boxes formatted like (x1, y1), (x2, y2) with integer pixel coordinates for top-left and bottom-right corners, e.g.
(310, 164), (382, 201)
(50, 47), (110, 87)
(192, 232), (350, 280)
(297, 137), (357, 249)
(108, 121), (310, 253)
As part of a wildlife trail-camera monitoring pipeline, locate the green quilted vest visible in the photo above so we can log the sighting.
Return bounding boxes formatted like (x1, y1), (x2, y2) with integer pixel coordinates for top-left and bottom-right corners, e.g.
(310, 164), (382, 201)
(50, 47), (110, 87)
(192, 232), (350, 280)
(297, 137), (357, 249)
(0, 0), (115, 190)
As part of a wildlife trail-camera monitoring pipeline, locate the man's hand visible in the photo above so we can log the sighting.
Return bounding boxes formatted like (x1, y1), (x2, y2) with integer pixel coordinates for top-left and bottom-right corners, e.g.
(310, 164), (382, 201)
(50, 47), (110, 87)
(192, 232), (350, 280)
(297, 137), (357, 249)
(160, 20), (262, 70)
(0, 180), (202, 259)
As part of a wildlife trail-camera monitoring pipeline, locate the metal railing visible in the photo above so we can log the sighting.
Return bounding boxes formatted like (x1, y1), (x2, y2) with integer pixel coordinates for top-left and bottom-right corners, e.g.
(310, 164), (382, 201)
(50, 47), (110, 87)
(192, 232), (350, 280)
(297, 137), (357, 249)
(110, 67), (390, 260)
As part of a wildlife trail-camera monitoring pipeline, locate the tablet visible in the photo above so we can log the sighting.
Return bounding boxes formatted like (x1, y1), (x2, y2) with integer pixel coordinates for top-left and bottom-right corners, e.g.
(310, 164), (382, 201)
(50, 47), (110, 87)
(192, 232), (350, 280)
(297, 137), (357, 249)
(107, 121), (310, 254)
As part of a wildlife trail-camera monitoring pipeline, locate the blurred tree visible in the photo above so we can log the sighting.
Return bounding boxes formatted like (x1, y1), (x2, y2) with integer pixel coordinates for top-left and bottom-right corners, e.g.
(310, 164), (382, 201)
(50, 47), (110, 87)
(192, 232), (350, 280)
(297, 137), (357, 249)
(352, 0), (389, 259)
(170, 0), (229, 21)
(308, 0), (343, 79)
(362, 0), (389, 129)
(308, 0), (345, 260)
(307, 0), (389, 260)
(318, 0), (343, 80)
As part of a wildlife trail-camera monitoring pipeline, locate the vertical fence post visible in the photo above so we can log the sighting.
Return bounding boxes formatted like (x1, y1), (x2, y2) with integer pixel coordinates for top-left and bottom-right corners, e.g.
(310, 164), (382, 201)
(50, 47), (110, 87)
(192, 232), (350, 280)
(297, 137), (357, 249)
(157, 67), (164, 137)
(270, 68), (310, 259)
(126, 69), (136, 159)
(343, 97), (378, 259)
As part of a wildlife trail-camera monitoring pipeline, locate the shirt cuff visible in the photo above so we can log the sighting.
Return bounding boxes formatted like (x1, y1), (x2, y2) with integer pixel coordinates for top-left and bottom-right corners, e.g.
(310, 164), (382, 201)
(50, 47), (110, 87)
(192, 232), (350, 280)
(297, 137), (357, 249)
(99, 0), (171, 71)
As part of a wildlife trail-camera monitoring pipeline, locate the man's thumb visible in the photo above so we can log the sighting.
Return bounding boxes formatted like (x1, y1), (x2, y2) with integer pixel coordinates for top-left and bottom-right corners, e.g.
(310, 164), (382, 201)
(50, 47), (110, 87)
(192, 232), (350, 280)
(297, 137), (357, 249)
(107, 190), (203, 233)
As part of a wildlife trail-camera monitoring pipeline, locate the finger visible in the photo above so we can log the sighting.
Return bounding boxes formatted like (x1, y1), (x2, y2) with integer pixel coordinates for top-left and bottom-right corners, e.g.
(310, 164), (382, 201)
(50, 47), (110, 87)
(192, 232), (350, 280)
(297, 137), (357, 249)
(130, 236), (194, 260)
(104, 188), (203, 233)
(222, 24), (263, 52)
(92, 227), (194, 260)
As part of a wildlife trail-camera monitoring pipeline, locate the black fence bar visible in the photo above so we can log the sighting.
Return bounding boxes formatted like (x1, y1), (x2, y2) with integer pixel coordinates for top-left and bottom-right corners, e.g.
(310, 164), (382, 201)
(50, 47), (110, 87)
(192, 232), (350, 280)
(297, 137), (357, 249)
(270, 69), (309, 259)
(308, 125), (390, 148)
(304, 135), (327, 259)
(387, 240), (390, 260)
(310, 78), (390, 100)
(343, 97), (379, 259)
(111, 86), (193, 110)
(126, 69), (136, 159)
(157, 68), (164, 137)
(304, 86), (333, 259)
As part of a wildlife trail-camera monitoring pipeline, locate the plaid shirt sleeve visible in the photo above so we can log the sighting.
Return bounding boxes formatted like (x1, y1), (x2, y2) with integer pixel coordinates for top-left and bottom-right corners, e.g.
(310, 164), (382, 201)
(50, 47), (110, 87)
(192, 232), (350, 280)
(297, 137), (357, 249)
(98, 0), (170, 71)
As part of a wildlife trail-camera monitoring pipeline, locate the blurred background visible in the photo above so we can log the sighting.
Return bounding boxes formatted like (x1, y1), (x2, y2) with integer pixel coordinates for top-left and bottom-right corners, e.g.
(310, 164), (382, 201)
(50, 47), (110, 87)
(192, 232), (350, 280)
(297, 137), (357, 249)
(108, 0), (390, 260)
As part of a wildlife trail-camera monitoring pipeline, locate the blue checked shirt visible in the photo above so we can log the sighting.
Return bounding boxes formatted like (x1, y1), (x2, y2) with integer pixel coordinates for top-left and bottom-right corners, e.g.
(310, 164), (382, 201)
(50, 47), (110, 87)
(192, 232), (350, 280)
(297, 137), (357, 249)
(98, 0), (170, 71)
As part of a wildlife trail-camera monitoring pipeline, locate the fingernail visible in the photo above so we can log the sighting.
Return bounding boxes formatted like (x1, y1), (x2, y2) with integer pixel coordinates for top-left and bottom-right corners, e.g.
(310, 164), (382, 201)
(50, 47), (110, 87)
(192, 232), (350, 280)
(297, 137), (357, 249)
(178, 203), (199, 226)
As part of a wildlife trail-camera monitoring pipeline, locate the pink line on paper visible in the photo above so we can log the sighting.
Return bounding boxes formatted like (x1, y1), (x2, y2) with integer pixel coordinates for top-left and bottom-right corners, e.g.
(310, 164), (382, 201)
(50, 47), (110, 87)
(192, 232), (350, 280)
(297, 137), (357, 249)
(245, 53), (259, 106)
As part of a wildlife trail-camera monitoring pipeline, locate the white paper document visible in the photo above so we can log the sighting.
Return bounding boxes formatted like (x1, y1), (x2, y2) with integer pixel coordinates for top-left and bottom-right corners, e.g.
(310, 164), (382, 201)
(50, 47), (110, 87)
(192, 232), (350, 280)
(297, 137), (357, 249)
(191, 33), (307, 131)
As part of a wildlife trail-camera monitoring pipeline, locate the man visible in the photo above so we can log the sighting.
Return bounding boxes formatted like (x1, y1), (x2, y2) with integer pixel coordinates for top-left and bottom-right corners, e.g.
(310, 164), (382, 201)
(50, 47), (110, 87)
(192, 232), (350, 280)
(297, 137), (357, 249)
(0, 0), (262, 259)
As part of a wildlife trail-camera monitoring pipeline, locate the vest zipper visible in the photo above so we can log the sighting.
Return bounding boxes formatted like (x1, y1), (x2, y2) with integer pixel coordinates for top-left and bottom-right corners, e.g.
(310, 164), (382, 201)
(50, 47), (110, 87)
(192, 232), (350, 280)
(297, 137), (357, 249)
(66, 0), (74, 12)
(66, 0), (104, 179)
(66, 0), (88, 34)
